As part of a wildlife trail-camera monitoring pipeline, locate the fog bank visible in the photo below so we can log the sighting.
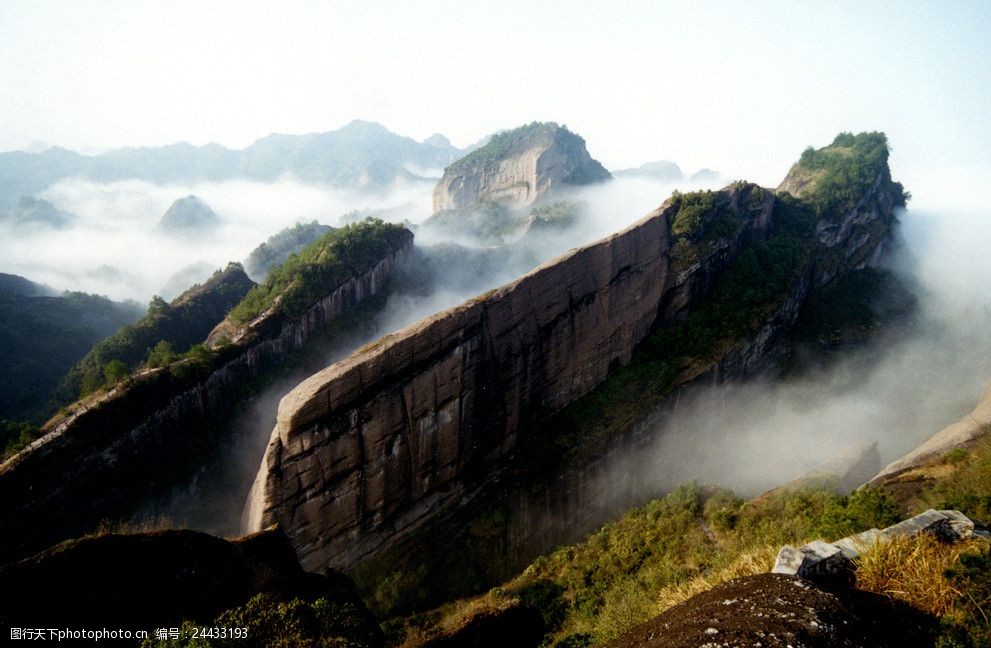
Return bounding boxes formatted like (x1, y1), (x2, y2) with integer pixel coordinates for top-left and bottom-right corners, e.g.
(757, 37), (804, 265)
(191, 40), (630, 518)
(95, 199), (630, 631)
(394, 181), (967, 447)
(588, 168), (991, 505)
(0, 176), (435, 301)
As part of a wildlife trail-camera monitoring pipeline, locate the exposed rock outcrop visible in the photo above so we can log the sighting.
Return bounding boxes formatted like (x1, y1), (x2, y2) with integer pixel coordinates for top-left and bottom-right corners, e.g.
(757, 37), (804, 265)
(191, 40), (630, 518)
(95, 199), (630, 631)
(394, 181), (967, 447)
(0, 229), (413, 564)
(251, 136), (902, 575)
(603, 572), (937, 648)
(772, 509), (989, 584)
(432, 122), (610, 212)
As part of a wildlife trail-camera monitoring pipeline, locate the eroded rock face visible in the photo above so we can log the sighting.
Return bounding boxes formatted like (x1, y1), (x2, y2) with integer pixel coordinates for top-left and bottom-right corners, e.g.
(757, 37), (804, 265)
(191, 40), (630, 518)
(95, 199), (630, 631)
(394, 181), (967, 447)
(432, 123), (610, 212)
(772, 540), (854, 586)
(250, 168), (899, 574)
(0, 230), (413, 564)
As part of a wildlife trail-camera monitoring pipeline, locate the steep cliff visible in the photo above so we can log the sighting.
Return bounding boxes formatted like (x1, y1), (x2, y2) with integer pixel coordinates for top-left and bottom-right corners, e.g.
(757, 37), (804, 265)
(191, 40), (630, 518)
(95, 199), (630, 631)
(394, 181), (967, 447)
(0, 224), (413, 563)
(432, 122), (611, 212)
(250, 133), (902, 575)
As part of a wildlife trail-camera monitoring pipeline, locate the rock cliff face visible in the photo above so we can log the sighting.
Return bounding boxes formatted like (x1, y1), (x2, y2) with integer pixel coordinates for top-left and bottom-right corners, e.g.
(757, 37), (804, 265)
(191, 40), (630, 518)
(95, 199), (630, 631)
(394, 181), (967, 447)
(0, 230), (413, 563)
(432, 122), (611, 212)
(250, 146), (901, 574)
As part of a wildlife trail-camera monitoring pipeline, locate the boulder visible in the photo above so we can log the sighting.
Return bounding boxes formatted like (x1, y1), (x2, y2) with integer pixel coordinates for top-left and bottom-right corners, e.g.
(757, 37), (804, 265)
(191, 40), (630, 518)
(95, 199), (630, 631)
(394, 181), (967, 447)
(880, 509), (990, 542)
(832, 528), (882, 559)
(603, 572), (937, 648)
(772, 540), (854, 584)
(772, 509), (987, 586)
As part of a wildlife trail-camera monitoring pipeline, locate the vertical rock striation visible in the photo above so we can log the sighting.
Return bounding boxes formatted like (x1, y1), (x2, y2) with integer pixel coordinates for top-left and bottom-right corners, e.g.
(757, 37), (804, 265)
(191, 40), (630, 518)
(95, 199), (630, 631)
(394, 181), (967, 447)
(252, 139), (903, 574)
(432, 122), (611, 212)
(0, 230), (413, 563)
(252, 184), (775, 570)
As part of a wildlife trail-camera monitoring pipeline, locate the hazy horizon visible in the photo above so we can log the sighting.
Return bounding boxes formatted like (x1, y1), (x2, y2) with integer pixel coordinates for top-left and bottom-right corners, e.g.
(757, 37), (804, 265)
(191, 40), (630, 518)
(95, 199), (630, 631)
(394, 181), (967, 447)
(2, 1), (990, 187)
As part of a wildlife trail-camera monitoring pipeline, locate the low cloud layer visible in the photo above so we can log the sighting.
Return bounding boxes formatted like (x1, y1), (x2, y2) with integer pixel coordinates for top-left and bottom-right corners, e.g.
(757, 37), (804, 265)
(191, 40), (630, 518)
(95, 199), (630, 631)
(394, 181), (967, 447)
(0, 176), (436, 301)
(588, 172), (991, 506)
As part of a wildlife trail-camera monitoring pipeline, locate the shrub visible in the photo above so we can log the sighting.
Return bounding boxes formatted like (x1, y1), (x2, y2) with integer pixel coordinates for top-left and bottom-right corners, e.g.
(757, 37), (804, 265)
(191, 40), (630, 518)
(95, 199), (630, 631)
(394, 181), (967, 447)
(146, 340), (177, 368)
(102, 359), (129, 385)
(795, 131), (892, 216)
(1, 419), (41, 459)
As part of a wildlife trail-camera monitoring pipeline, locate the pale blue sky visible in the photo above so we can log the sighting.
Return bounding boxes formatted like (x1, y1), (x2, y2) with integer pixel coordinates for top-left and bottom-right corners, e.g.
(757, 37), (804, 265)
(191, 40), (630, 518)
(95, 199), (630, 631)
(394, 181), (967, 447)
(1, 0), (989, 184)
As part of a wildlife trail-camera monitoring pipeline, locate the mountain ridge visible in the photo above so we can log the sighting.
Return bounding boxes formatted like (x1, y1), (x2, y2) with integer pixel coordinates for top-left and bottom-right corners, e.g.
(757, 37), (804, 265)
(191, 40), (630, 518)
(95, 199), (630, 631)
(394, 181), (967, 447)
(0, 120), (465, 211)
(249, 132), (902, 581)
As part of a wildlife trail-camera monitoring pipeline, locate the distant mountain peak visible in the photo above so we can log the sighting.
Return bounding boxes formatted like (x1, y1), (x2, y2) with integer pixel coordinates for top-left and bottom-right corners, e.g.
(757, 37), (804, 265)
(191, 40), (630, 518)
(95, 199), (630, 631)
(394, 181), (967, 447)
(338, 119), (391, 135)
(2, 196), (75, 229)
(423, 133), (452, 148)
(0, 120), (469, 208)
(614, 160), (684, 182)
(433, 122), (611, 211)
(158, 195), (220, 234)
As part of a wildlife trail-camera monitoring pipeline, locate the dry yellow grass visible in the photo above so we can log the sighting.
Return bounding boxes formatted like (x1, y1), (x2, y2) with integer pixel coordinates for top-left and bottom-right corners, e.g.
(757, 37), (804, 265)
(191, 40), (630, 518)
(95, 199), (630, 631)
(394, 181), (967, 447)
(397, 591), (508, 648)
(855, 534), (987, 617)
(93, 514), (175, 536)
(652, 544), (780, 611)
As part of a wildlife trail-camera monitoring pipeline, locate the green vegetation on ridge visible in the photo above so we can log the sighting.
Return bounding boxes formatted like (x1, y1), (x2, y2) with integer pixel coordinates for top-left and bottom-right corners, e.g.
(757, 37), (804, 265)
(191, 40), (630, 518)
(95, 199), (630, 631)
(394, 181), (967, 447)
(243, 220), (334, 281)
(529, 133), (901, 474)
(352, 133), (907, 632)
(789, 131), (909, 213)
(227, 218), (408, 324)
(1, 419), (41, 460)
(57, 264), (254, 402)
(0, 286), (144, 423)
(395, 484), (903, 647)
(530, 187), (815, 473)
(445, 122), (566, 175)
(400, 436), (991, 647)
